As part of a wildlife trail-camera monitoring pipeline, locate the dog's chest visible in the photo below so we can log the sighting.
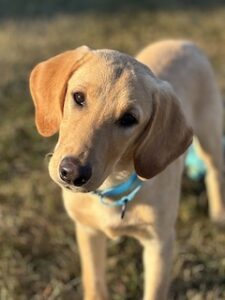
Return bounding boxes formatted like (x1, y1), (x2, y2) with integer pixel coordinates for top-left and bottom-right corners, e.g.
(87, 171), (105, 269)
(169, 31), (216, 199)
(104, 219), (154, 240)
(63, 191), (156, 240)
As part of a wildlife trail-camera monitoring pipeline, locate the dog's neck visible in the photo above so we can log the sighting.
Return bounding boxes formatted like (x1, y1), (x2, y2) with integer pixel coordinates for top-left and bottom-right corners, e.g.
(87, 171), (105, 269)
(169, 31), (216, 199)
(93, 159), (143, 220)
(99, 160), (135, 191)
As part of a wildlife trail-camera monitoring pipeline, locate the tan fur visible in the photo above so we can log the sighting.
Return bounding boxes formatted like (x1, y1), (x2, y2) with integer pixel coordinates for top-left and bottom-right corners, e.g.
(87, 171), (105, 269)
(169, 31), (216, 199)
(30, 40), (225, 300)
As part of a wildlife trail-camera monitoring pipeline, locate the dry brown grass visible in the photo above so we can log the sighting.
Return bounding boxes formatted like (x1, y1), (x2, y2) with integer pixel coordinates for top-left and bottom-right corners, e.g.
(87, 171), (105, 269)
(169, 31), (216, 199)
(1, 2), (225, 299)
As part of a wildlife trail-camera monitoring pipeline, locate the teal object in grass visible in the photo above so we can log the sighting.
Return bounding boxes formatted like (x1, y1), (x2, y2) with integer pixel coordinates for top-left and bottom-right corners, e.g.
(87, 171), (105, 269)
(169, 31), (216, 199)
(185, 145), (206, 180)
(185, 137), (225, 181)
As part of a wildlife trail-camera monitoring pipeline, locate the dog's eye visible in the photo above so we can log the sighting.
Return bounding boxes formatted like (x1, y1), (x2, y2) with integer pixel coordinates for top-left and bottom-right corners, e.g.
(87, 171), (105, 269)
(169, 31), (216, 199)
(73, 92), (85, 107)
(117, 113), (138, 127)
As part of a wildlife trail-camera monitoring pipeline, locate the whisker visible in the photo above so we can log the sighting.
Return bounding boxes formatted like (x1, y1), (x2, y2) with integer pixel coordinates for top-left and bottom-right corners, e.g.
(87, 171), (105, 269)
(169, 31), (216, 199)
(44, 152), (54, 163)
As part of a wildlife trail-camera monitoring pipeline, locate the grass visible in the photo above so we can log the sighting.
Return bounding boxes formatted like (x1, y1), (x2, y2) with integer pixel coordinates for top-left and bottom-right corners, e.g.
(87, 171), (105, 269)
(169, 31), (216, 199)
(0, 1), (225, 299)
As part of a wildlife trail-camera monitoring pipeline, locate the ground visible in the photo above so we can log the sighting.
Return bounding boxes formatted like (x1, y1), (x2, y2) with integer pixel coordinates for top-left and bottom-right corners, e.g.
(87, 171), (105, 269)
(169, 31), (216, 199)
(0, 1), (225, 299)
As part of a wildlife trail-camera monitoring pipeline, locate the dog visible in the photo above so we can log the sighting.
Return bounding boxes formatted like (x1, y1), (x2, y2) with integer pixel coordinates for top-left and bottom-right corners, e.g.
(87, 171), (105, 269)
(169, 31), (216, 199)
(30, 40), (225, 300)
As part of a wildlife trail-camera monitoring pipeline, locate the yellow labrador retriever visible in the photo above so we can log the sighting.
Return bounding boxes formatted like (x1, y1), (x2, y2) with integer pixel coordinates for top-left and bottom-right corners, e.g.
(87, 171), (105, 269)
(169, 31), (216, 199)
(30, 40), (225, 300)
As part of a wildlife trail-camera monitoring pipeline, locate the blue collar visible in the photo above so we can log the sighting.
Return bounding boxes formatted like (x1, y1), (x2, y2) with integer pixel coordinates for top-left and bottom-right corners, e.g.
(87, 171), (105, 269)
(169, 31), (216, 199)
(92, 173), (143, 218)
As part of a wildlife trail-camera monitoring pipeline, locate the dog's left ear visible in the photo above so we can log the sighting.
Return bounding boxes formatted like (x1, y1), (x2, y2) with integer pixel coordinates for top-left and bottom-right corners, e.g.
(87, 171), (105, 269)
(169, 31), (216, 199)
(134, 81), (193, 179)
(29, 46), (91, 137)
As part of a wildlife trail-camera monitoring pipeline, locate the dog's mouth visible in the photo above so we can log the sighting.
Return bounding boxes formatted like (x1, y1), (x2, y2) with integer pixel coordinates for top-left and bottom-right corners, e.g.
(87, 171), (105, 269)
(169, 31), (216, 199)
(60, 181), (91, 193)
(56, 174), (103, 193)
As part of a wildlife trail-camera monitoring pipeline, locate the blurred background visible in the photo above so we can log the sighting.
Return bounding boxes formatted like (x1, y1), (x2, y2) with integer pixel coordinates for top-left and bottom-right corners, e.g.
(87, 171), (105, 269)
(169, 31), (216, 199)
(0, 0), (225, 299)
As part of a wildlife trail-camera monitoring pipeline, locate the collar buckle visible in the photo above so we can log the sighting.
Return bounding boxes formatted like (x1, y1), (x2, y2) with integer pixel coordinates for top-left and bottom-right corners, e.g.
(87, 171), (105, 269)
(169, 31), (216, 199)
(92, 173), (143, 218)
(121, 199), (128, 219)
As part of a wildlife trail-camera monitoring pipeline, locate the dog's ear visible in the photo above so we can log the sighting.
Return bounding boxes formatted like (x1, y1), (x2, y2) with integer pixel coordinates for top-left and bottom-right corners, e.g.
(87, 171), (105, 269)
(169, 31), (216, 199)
(29, 46), (91, 137)
(134, 81), (193, 179)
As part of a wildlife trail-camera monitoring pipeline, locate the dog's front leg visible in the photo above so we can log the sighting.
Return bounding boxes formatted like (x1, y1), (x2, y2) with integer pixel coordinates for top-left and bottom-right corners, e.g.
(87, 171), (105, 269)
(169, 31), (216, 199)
(76, 222), (108, 300)
(142, 231), (175, 300)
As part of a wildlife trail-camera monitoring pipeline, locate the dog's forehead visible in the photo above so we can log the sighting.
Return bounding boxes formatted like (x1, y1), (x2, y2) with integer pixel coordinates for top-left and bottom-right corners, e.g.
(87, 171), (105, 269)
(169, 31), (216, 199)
(69, 49), (153, 91)
(94, 50), (158, 94)
(94, 49), (148, 79)
(67, 49), (157, 112)
(93, 50), (157, 99)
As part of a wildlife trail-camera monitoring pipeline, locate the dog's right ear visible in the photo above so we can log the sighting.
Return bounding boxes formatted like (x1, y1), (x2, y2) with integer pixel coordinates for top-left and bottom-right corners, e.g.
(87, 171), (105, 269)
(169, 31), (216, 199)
(134, 80), (193, 179)
(29, 46), (91, 137)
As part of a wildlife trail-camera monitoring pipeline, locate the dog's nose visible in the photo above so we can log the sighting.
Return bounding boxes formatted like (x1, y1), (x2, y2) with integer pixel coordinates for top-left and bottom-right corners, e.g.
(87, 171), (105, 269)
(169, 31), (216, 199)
(59, 157), (92, 186)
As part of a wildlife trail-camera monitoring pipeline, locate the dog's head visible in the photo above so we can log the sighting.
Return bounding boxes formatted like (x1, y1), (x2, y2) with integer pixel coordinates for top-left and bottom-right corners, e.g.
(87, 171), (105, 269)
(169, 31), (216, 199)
(30, 46), (193, 192)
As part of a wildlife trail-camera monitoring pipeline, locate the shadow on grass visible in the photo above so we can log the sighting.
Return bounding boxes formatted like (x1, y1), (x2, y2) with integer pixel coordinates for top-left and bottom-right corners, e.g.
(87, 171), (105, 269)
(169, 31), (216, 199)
(0, 0), (225, 20)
